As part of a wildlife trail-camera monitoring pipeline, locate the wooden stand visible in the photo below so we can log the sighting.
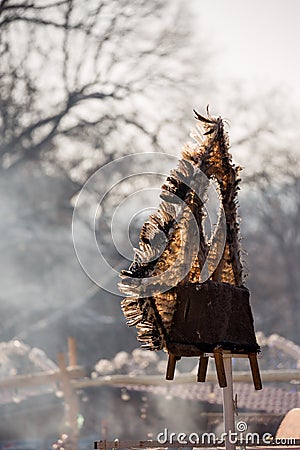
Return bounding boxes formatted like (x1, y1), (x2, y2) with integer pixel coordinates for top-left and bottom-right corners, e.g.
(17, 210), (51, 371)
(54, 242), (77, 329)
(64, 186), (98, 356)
(166, 350), (262, 450)
(166, 349), (262, 390)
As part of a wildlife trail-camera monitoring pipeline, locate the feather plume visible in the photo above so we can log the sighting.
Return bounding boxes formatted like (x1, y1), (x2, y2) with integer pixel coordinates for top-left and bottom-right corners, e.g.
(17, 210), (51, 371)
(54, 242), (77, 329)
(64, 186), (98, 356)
(119, 108), (244, 351)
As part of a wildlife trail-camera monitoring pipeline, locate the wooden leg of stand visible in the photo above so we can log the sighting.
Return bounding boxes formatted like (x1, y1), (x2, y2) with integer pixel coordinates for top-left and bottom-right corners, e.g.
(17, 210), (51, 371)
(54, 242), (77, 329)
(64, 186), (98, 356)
(214, 350), (227, 388)
(197, 356), (209, 382)
(166, 353), (179, 380)
(248, 353), (262, 390)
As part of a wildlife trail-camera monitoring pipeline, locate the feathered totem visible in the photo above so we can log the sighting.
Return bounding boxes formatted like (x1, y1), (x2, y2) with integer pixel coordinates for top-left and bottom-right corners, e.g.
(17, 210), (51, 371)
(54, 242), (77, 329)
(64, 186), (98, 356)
(119, 108), (262, 390)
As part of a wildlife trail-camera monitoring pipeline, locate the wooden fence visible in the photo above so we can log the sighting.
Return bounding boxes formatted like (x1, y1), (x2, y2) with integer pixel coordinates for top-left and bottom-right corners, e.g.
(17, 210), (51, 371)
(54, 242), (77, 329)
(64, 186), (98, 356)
(1, 337), (300, 450)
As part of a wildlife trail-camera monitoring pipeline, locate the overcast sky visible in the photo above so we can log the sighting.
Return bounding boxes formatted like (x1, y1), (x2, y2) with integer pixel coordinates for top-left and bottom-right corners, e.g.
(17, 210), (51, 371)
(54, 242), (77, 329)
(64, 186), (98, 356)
(197, 0), (300, 105)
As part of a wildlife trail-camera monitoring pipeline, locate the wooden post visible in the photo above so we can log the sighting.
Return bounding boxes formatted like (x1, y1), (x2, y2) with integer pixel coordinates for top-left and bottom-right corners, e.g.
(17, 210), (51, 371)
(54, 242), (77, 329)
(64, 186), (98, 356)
(214, 349), (227, 387)
(248, 353), (262, 390)
(57, 351), (79, 450)
(197, 356), (209, 382)
(222, 356), (236, 450)
(68, 336), (78, 367)
(166, 354), (181, 380)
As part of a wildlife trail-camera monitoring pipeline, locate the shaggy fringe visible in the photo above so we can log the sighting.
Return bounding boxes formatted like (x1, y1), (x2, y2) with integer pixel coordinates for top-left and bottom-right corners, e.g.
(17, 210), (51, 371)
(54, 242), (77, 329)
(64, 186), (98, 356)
(119, 108), (244, 351)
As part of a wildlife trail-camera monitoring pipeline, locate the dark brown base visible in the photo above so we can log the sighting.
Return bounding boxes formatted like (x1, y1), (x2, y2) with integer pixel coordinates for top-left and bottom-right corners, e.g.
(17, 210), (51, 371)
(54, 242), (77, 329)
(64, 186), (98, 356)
(164, 281), (262, 390)
(166, 280), (260, 356)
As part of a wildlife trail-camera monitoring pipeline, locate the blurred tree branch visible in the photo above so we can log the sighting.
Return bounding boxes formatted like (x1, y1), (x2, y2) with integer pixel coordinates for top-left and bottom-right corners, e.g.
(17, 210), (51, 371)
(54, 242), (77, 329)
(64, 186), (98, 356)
(242, 154), (300, 341)
(0, 0), (72, 27)
(0, 0), (203, 186)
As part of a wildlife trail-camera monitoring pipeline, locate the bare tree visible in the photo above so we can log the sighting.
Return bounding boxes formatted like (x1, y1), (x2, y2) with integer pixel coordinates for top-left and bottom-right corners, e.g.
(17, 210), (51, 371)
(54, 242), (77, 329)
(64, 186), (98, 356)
(242, 153), (300, 342)
(0, 0), (204, 184)
(0, 1), (211, 353)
